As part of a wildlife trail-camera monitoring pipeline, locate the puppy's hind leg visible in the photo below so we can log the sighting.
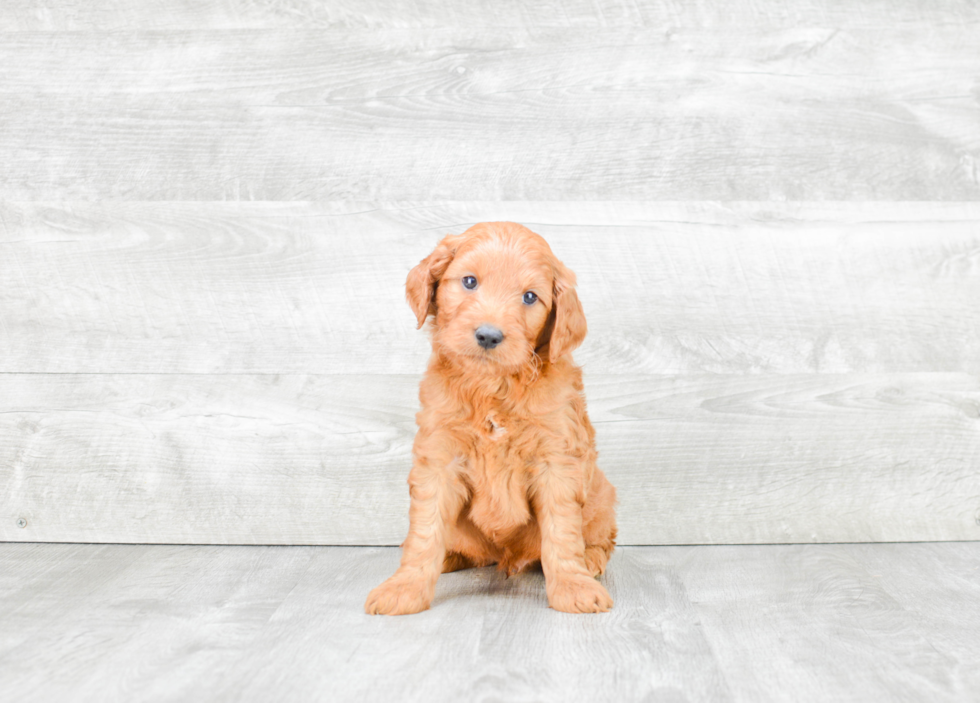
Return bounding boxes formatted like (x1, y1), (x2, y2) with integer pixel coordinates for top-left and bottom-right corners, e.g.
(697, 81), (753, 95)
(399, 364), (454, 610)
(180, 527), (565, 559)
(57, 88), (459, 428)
(582, 468), (618, 579)
(584, 544), (612, 578)
(442, 551), (475, 573)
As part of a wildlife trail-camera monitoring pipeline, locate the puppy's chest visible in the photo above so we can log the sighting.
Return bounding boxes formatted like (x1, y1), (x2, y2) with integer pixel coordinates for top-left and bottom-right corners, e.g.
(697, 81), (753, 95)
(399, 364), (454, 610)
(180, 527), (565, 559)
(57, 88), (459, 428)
(463, 408), (535, 460)
(458, 409), (539, 539)
(479, 410), (511, 444)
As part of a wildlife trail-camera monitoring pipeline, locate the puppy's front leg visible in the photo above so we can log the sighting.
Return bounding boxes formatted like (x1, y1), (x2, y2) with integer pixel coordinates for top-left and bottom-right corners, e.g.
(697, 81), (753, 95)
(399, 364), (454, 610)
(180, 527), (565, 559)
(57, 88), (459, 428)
(365, 457), (466, 615)
(534, 463), (613, 613)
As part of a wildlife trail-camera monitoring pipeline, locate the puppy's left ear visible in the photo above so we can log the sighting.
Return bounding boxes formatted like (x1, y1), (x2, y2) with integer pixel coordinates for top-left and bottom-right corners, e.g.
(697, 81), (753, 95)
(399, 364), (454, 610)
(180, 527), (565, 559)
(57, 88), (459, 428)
(406, 234), (465, 329)
(548, 258), (587, 363)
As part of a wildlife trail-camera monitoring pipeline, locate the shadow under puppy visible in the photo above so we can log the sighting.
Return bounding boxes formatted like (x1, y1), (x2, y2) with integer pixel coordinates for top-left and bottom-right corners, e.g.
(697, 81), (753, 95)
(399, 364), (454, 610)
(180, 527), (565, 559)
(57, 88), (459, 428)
(366, 222), (617, 615)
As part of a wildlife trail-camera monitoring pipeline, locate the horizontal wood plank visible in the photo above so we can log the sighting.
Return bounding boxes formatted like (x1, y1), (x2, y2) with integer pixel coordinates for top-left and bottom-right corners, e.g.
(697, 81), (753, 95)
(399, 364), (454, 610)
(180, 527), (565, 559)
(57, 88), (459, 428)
(1, 27), (978, 199)
(1, 372), (977, 545)
(6, 27), (980, 108)
(3, 0), (979, 30)
(2, 201), (979, 375)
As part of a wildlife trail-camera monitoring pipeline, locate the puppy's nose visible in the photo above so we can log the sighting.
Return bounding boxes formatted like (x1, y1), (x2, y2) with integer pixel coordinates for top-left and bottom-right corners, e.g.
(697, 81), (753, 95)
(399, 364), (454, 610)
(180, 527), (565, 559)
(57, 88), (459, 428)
(475, 325), (504, 350)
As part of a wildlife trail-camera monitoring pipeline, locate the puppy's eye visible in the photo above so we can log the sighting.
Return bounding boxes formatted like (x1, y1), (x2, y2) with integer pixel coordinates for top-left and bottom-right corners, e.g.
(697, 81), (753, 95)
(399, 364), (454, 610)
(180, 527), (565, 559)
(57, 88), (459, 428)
(522, 291), (538, 305)
(462, 276), (478, 290)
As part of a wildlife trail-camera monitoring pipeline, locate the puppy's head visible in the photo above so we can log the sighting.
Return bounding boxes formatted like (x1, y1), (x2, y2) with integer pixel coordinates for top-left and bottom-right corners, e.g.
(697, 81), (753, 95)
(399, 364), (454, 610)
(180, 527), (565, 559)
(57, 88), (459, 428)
(406, 222), (586, 372)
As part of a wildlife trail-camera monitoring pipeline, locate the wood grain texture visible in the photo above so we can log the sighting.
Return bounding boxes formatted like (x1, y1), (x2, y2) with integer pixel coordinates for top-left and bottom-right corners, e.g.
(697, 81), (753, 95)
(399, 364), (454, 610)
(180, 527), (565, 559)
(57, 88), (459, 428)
(847, 542), (980, 681)
(0, 26), (977, 198)
(3, 0), (979, 30)
(1, 543), (978, 702)
(674, 543), (980, 701)
(3, 201), (979, 375)
(2, 372), (977, 545)
(2, 1), (979, 554)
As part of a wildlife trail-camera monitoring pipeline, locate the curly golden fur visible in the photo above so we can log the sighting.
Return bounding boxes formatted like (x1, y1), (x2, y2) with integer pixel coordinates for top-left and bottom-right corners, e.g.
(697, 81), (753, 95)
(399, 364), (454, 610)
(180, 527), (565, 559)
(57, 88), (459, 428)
(365, 222), (617, 614)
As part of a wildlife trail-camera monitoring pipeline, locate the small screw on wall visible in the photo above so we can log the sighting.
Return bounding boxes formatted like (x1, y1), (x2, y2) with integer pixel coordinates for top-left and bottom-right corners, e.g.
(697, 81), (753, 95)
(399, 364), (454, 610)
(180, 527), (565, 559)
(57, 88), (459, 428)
(16, 518), (27, 528)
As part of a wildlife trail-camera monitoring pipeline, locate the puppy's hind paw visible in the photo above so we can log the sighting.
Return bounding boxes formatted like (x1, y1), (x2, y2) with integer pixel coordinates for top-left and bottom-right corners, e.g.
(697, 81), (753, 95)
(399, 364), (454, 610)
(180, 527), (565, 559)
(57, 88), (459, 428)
(365, 575), (432, 616)
(584, 545), (610, 578)
(547, 574), (613, 613)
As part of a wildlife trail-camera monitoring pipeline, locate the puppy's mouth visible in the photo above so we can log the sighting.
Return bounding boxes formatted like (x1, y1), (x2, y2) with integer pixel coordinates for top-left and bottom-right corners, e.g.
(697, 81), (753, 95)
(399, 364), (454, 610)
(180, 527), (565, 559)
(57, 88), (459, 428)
(435, 334), (530, 371)
(466, 339), (505, 360)
(471, 345), (534, 370)
(472, 347), (501, 363)
(459, 344), (510, 366)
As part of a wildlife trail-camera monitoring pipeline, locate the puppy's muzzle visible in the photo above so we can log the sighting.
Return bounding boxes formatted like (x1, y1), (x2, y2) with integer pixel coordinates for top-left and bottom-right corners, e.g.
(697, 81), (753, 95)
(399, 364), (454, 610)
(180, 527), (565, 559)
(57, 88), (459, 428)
(475, 324), (504, 350)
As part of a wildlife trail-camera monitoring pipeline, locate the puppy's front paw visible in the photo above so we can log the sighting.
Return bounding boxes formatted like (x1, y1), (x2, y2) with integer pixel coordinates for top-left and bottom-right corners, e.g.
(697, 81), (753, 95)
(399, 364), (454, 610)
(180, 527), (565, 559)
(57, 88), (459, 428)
(547, 574), (613, 613)
(365, 574), (432, 616)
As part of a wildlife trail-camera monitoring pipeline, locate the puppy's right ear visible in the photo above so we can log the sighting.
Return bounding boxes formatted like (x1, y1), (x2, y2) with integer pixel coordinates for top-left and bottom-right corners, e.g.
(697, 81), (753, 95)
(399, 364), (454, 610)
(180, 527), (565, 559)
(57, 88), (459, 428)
(406, 234), (465, 329)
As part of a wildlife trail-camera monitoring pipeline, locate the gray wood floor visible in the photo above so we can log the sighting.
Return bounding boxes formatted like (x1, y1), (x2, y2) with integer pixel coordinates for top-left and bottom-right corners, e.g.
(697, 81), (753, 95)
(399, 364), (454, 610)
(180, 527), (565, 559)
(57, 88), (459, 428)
(1, 542), (978, 702)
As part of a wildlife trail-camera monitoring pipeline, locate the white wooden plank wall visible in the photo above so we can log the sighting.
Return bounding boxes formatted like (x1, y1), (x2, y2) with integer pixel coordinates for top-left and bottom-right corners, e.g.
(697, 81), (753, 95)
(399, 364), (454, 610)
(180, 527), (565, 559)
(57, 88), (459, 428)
(2, 372), (978, 544)
(1, 25), (978, 199)
(5, 1), (980, 30)
(3, 201), (979, 375)
(1, 1), (978, 545)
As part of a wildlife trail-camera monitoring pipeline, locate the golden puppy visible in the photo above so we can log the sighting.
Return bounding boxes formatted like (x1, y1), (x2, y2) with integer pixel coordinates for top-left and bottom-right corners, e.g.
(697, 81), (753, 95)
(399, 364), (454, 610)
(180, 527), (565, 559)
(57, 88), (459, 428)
(365, 222), (617, 615)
